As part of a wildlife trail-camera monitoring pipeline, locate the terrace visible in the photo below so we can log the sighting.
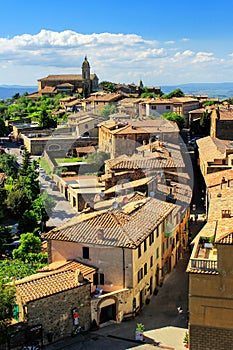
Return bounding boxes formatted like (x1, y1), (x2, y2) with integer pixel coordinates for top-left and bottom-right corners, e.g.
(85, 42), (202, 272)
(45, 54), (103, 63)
(188, 221), (219, 274)
(190, 241), (218, 273)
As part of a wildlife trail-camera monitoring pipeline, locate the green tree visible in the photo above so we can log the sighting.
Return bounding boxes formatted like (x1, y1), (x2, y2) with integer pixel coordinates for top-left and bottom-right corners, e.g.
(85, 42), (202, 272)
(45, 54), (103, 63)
(19, 148), (31, 176)
(203, 100), (216, 106)
(5, 187), (29, 218)
(18, 210), (39, 234)
(200, 110), (211, 135)
(0, 153), (18, 178)
(0, 260), (43, 282)
(99, 105), (117, 119)
(161, 112), (185, 130)
(99, 81), (116, 93)
(32, 192), (56, 230)
(0, 119), (6, 136)
(12, 232), (44, 264)
(163, 88), (184, 99)
(0, 188), (7, 220)
(12, 93), (20, 100)
(38, 108), (50, 128)
(0, 281), (15, 344)
(19, 156), (40, 202)
(0, 225), (10, 257)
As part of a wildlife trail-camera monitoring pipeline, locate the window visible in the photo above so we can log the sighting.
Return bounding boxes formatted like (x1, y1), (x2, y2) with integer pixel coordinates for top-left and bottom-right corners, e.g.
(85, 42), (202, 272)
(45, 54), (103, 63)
(93, 273), (98, 286)
(144, 239), (147, 252)
(166, 106), (171, 110)
(149, 232), (154, 245)
(82, 247), (89, 259)
(156, 227), (159, 238)
(72, 197), (77, 207)
(150, 255), (153, 268)
(138, 268), (143, 283)
(156, 247), (159, 259)
(13, 304), (19, 322)
(144, 263), (148, 275)
(138, 244), (142, 258)
(93, 272), (105, 286)
(151, 105), (157, 110)
(100, 273), (105, 285)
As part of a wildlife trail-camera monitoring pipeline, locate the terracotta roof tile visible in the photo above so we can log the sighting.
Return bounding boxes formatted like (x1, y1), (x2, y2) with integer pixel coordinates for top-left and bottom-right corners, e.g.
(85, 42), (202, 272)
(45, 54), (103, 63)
(196, 137), (227, 162)
(38, 74), (97, 81)
(46, 197), (175, 248)
(15, 269), (89, 303)
(205, 169), (233, 188)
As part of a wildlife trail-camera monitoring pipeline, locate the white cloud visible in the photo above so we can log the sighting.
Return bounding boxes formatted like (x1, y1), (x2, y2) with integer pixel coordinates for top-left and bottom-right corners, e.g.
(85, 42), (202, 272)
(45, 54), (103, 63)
(175, 50), (195, 58)
(164, 41), (175, 45)
(0, 29), (233, 85)
(192, 52), (215, 63)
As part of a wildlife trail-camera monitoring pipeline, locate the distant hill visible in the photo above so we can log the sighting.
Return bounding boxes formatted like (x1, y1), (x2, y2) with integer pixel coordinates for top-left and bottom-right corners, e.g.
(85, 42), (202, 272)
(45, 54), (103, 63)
(1, 82), (233, 100)
(0, 85), (37, 100)
(161, 82), (233, 99)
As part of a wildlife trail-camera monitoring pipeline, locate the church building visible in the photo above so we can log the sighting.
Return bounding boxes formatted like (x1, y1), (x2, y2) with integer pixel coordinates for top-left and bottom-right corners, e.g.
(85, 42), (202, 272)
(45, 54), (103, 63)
(37, 57), (99, 97)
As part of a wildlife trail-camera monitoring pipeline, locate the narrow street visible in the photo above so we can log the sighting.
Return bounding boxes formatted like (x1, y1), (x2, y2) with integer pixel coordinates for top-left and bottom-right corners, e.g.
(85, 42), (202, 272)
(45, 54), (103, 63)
(44, 252), (192, 350)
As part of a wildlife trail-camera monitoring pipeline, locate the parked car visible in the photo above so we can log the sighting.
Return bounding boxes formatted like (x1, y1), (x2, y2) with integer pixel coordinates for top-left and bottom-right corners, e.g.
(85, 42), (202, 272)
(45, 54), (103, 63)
(188, 137), (202, 145)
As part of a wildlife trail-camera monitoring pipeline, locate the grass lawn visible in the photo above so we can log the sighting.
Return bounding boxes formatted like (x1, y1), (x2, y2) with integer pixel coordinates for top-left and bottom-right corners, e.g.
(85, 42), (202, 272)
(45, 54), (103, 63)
(55, 157), (84, 164)
(39, 157), (52, 174)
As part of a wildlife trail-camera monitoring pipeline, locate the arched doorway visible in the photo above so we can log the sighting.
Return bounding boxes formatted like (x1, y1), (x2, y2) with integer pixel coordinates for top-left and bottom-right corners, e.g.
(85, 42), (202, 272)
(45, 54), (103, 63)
(97, 297), (117, 325)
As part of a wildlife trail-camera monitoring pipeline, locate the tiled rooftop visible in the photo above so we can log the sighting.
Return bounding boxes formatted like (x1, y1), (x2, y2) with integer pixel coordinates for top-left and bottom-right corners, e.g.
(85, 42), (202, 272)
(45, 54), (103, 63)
(197, 136), (227, 162)
(205, 169), (233, 188)
(39, 74), (97, 81)
(16, 271), (78, 303)
(46, 196), (175, 248)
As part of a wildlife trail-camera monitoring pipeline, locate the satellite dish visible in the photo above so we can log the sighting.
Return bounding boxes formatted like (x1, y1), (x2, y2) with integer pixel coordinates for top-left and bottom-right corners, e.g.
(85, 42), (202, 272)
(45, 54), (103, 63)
(100, 190), (105, 198)
(149, 191), (155, 198)
(123, 196), (129, 204)
(112, 201), (118, 209)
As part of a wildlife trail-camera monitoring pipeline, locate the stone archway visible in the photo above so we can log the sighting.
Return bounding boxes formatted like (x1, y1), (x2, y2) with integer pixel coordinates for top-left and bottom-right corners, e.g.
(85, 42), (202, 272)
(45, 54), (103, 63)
(97, 296), (118, 325)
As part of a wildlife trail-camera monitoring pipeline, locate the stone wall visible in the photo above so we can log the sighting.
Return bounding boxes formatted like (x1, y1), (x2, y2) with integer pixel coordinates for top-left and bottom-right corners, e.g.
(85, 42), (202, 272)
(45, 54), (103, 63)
(216, 120), (233, 140)
(190, 324), (233, 350)
(26, 282), (91, 345)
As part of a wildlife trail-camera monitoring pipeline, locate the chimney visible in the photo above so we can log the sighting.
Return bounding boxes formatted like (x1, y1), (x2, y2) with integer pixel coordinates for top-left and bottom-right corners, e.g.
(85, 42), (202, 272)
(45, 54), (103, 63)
(97, 228), (104, 240)
(222, 209), (231, 218)
(75, 269), (84, 283)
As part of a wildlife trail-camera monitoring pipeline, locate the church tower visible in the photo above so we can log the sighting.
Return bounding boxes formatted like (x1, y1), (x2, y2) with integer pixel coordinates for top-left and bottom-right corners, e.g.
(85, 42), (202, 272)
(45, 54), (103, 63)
(82, 56), (91, 97)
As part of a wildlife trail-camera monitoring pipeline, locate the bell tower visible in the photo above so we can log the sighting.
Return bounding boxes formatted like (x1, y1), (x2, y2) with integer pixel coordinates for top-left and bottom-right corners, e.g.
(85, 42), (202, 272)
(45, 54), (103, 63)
(82, 56), (90, 80)
(82, 56), (91, 97)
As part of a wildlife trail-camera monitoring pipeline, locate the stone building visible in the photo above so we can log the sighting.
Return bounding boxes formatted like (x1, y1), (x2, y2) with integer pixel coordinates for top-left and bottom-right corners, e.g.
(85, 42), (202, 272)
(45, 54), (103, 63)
(139, 97), (200, 127)
(13, 261), (95, 345)
(37, 57), (99, 97)
(98, 118), (179, 158)
(46, 187), (190, 327)
(196, 136), (233, 176)
(210, 106), (233, 140)
(187, 174), (233, 350)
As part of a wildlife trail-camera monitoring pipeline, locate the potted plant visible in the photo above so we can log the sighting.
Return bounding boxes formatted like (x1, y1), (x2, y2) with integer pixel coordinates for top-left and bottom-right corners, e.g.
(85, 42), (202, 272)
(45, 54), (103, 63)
(183, 331), (189, 348)
(135, 323), (145, 341)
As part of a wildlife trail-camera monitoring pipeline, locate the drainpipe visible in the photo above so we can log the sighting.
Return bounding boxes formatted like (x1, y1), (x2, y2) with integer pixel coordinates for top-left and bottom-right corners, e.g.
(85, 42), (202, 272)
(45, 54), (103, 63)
(122, 247), (126, 288)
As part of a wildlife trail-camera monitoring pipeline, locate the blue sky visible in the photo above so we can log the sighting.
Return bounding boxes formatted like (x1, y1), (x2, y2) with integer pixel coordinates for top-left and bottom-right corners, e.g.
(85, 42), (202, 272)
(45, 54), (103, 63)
(1, 0), (233, 85)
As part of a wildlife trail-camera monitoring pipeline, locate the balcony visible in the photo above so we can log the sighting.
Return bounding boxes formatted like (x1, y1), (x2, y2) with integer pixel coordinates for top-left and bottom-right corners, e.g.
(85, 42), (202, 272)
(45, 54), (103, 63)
(189, 242), (218, 273)
(190, 258), (218, 272)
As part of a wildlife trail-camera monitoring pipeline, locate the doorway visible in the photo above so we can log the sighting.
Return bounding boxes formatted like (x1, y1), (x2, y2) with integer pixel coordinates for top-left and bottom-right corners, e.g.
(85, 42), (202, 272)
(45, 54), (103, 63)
(99, 303), (116, 324)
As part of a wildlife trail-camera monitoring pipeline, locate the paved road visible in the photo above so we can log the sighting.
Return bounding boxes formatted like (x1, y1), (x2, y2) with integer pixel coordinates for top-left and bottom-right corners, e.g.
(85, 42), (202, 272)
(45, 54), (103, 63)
(3, 139), (77, 228)
(39, 173), (77, 228)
